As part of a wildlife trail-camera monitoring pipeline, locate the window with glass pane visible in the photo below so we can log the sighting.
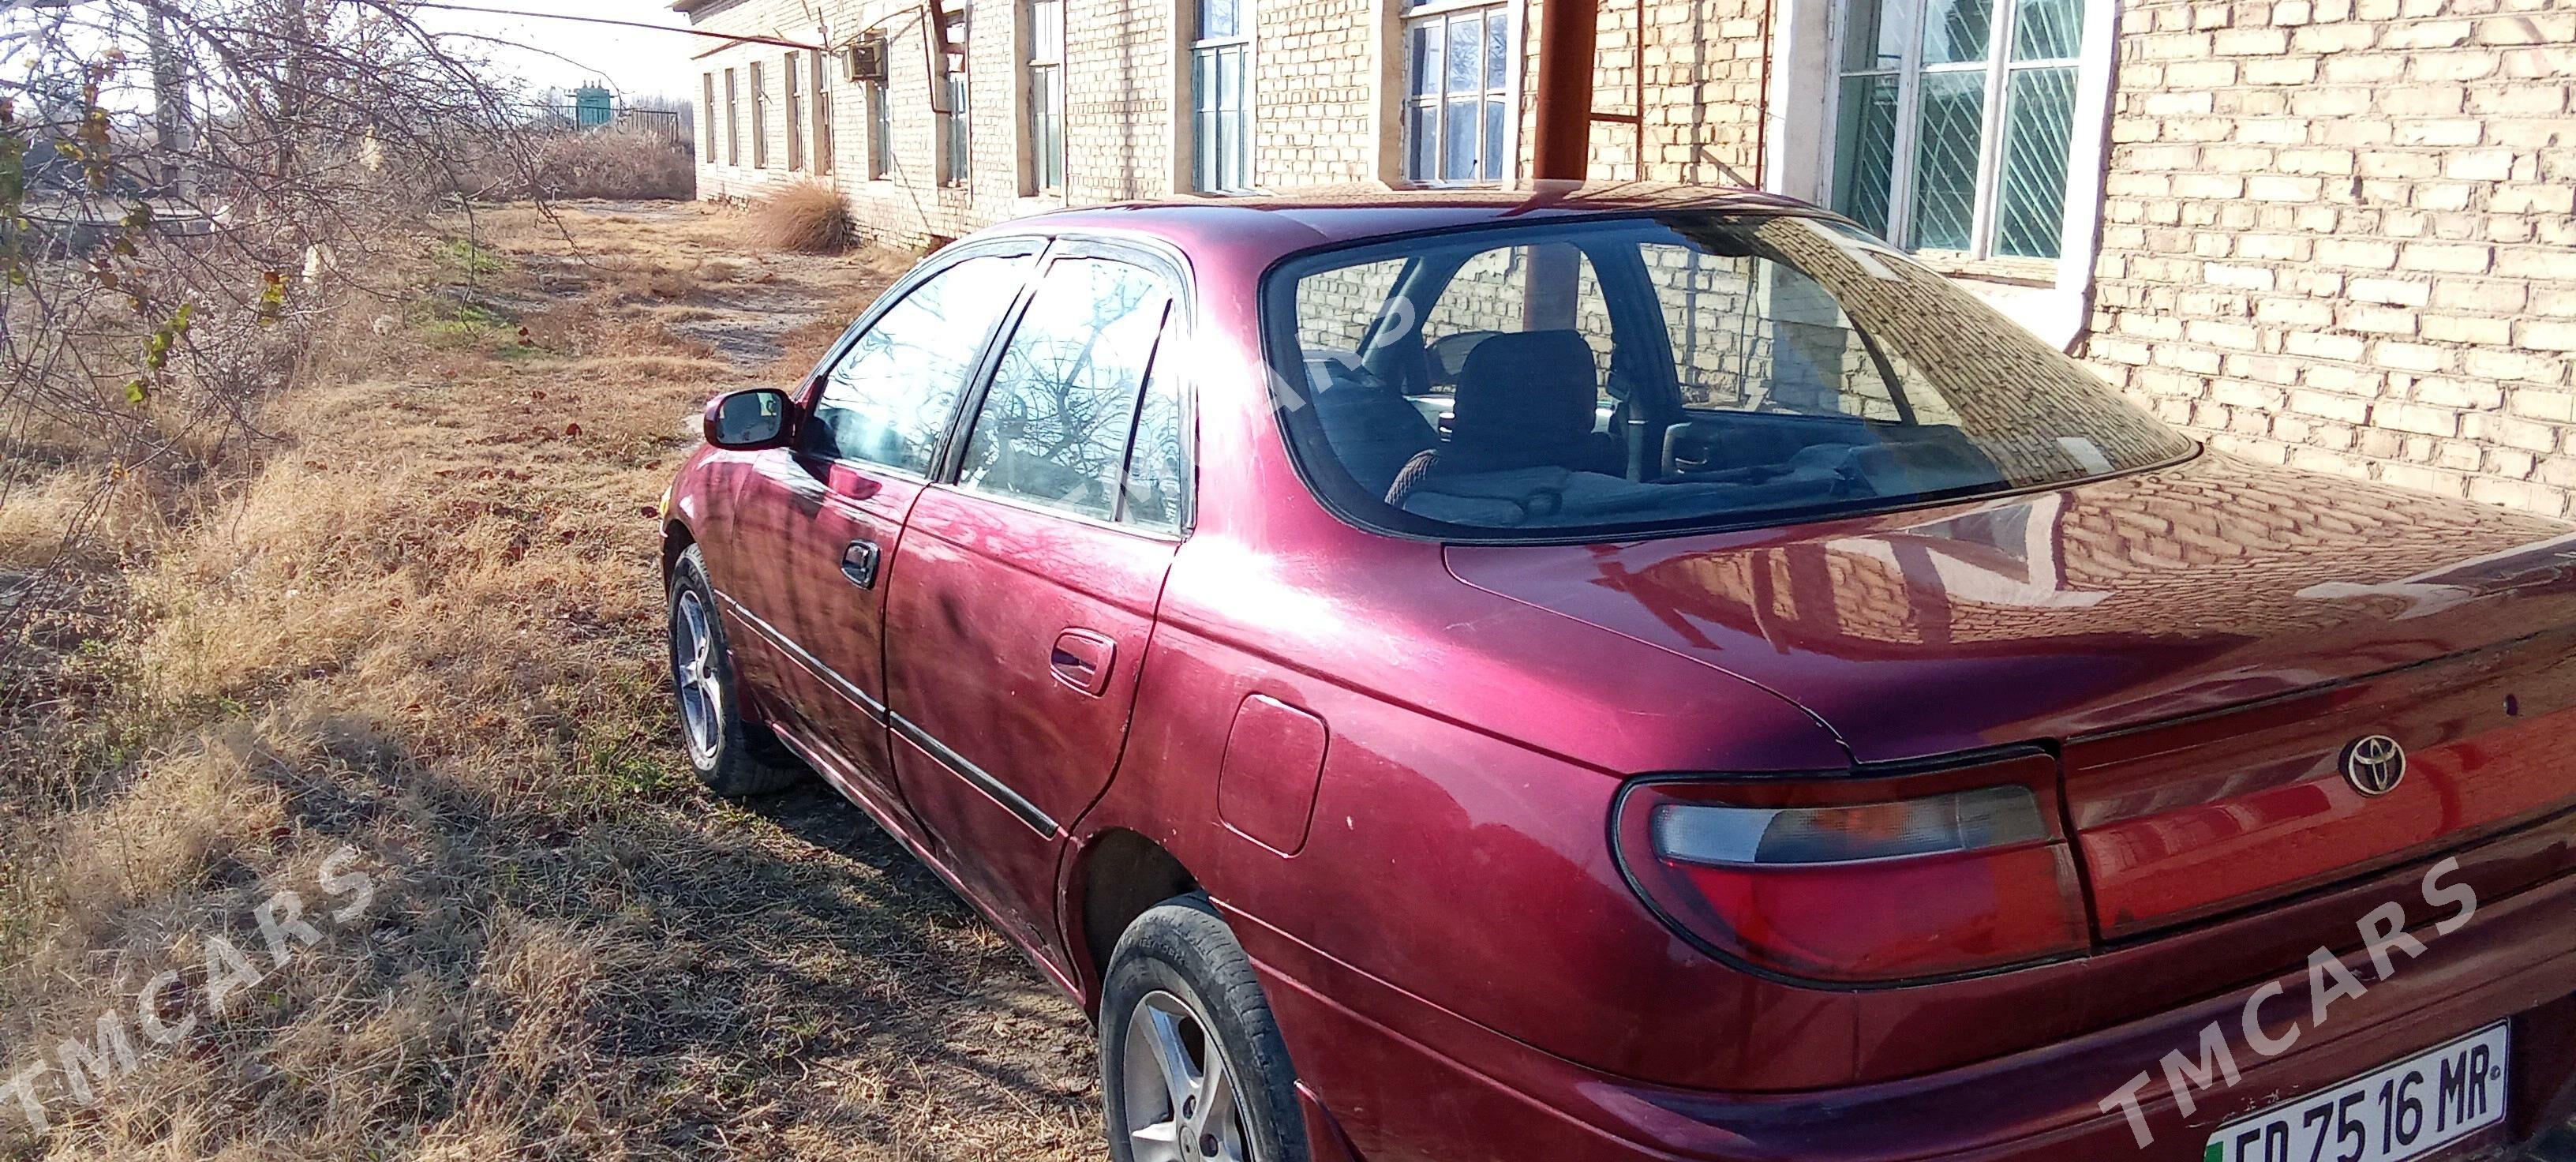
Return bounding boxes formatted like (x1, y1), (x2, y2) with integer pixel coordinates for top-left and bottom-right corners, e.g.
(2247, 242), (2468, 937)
(866, 37), (893, 180)
(810, 48), (834, 172)
(1122, 357), (1189, 531)
(806, 254), (1035, 474)
(702, 74), (718, 158)
(1027, 0), (1065, 191)
(940, 9), (972, 185)
(724, 69), (739, 165)
(1191, 0), (1252, 193)
(1402, 0), (1510, 186)
(959, 259), (1174, 520)
(1829, 0), (2084, 259)
(751, 61), (769, 167)
(785, 54), (806, 171)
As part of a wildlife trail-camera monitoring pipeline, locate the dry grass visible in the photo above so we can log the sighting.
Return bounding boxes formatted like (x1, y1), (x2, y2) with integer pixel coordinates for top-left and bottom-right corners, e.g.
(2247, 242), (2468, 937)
(0, 205), (1095, 1161)
(745, 183), (857, 254)
(463, 128), (698, 202)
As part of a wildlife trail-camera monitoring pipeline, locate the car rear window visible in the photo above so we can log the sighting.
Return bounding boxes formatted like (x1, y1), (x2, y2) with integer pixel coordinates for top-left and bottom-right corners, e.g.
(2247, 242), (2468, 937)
(1263, 212), (2197, 542)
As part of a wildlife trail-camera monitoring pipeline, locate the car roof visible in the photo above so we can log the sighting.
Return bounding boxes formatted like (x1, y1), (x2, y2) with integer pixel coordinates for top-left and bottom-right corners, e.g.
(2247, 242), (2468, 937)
(978, 179), (1831, 257)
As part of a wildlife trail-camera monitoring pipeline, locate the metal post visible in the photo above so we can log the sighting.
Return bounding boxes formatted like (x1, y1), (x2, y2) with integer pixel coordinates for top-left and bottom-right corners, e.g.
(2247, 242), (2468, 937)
(1527, 0), (1598, 181)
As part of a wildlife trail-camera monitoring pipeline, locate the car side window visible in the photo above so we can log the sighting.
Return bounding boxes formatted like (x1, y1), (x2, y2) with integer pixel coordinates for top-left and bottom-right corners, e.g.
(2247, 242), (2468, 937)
(1121, 346), (1187, 532)
(804, 252), (1035, 474)
(956, 257), (1176, 524)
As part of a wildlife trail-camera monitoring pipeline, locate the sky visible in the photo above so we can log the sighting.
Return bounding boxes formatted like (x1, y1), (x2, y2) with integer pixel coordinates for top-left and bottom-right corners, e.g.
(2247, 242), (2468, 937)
(414, 1), (709, 103)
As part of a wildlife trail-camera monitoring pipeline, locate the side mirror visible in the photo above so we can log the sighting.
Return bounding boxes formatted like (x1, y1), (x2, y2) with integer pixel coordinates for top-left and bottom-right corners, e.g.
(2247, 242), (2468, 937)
(704, 388), (792, 449)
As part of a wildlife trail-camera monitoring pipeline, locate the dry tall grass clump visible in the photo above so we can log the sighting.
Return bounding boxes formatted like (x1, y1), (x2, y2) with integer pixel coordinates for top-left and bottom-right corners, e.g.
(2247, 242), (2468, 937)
(747, 182), (857, 253)
(0, 204), (1096, 1162)
(521, 127), (697, 201)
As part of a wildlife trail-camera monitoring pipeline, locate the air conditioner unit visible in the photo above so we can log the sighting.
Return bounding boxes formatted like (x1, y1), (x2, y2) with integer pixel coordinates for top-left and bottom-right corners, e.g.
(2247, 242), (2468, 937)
(845, 39), (886, 83)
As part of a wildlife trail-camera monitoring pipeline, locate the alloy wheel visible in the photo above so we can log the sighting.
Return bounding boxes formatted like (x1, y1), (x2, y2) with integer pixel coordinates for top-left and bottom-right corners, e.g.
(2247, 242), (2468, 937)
(670, 588), (721, 764)
(1120, 989), (1253, 1162)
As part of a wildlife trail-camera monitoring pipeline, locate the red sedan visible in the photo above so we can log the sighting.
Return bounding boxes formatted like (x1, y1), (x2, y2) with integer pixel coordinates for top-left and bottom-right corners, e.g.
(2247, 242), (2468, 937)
(658, 183), (2576, 1162)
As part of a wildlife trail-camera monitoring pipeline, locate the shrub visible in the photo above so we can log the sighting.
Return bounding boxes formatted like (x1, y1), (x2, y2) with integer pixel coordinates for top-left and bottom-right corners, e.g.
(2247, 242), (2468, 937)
(466, 126), (696, 201)
(747, 182), (856, 253)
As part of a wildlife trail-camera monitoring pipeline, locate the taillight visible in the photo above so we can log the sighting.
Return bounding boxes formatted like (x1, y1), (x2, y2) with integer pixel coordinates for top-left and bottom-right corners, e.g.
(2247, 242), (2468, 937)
(1612, 752), (2090, 984)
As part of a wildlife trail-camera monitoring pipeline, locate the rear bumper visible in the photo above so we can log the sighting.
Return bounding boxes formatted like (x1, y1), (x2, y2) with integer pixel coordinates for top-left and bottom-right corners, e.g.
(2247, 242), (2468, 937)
(1245, 866), (2576, 1162)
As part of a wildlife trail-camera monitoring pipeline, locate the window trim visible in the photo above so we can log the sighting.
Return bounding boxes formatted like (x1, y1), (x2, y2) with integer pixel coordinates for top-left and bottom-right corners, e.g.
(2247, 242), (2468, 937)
(796, 238), (1053, 482)
(1795, 0), (2119, 347)
(1184, 0), (1256, 195)
(938, 6), (974, 186)
(702, 72), (718, 159)
(863, 33), (894, 181)
(1821, 0), (2080, 259)
(751, 59), (769, 167)
(1022, 0), (1067, 194)
(938, 233), (1200, 538)
(1395, 0), (1522, 189)
(784, 51), (807, 171)
(724, 67), (740, 166)
(809, 47), (835, 173)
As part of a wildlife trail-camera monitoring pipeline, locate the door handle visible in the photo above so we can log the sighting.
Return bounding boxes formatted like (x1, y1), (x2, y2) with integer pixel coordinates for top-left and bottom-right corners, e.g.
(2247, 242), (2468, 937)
(841, 540), (881, 589)
(1049, 629), (1116, 696)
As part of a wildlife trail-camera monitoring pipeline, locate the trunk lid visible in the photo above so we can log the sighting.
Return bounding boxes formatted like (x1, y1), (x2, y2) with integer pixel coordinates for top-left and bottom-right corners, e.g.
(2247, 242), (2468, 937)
(1444, 452), (2576, 941)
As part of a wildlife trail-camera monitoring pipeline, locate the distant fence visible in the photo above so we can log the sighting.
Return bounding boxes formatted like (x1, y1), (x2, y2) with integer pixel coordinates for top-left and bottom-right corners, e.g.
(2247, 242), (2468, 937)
(524, 105), (687, 137)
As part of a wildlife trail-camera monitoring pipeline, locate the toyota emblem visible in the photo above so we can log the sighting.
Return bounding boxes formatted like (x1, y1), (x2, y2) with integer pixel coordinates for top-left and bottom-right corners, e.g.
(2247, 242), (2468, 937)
(2341, 735), (2406, 797)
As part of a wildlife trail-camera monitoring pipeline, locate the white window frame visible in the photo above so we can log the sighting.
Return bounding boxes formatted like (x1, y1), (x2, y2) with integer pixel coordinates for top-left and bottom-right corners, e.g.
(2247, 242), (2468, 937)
(750, 59), (770, 167)
(723, 69), (741, 166)
(1780, 0), (2116, 347)
(1024, 0), (1066, 193)
(1821, 0), (2084, 260)
(1188, 0), (1254, 193)
(810, 48), (835, 174)
(702, 73), (718, 159)
(784, 52), (807, 171)
(1397, 0), (1519, 188)
(864, 34), (893, 181)
(938, 7), (973, 186)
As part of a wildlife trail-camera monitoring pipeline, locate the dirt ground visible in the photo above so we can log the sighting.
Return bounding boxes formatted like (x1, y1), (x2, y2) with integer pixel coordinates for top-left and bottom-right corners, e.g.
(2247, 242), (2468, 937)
(0, 201), (1099, 1161)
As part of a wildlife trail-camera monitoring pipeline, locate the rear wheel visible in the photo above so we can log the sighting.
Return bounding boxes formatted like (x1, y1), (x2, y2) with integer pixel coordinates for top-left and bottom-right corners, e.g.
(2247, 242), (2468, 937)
(667, 543), (803, 797)
(1100, 896), (1309, 1162)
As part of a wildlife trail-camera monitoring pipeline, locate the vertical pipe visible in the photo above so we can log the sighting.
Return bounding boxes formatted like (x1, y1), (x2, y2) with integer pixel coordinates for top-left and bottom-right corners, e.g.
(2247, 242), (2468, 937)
(1527, 0), (1597, 180)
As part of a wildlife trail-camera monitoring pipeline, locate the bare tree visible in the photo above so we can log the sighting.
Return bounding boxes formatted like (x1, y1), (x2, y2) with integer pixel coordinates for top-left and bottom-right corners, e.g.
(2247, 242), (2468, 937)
(0, 0), (544, 664)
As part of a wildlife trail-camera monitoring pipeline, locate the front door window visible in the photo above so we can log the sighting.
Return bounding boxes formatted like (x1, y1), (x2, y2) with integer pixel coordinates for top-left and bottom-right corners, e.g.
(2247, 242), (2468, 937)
(803, 253), (1036, 474)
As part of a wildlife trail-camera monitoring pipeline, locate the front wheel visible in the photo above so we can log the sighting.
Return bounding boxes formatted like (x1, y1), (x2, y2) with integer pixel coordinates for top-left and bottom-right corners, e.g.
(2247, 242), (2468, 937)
(1100, 895), (1309, 1162)
(667, 543), (803, 797)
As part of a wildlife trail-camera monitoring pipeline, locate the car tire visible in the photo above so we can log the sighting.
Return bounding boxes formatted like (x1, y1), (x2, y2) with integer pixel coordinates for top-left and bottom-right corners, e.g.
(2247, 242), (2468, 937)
(1100, 894), (1310, 1162)
(667, 542), (803, 797)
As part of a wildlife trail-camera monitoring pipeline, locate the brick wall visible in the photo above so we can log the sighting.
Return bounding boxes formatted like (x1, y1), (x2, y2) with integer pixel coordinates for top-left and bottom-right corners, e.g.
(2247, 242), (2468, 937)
(1256, 0), (1383, 184)
(2083, 0), (2576, 517)
(1064, 0), (1174, 201)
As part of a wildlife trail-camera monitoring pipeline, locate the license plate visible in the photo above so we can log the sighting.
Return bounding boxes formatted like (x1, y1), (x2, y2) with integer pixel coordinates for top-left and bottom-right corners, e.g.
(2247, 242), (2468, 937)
(2204, 1024), (2509, 1162)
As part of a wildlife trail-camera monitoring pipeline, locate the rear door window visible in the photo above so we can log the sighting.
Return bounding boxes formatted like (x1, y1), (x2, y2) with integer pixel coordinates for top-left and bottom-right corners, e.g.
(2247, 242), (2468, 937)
(804, 252), (1037, 474)
(954, 256), (1181, 527)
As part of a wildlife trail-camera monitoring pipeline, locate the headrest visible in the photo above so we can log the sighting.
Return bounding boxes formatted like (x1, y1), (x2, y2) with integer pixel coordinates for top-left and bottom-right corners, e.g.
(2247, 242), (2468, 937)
(1447, 331), (1599, 467)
